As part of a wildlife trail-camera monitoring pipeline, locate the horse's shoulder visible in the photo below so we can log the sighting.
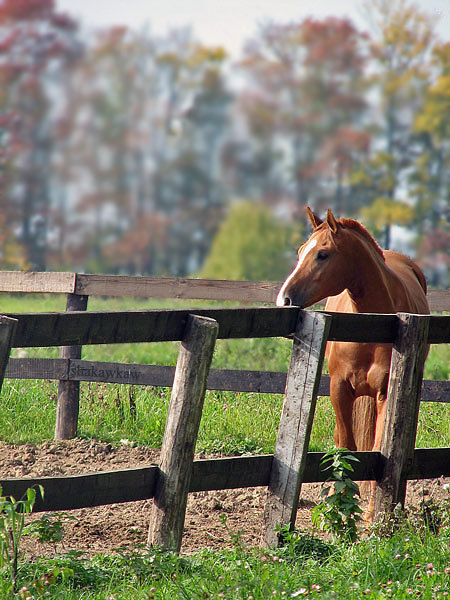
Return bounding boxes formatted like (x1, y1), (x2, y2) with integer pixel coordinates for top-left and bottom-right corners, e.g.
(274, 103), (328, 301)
(383, 250), (427, 295)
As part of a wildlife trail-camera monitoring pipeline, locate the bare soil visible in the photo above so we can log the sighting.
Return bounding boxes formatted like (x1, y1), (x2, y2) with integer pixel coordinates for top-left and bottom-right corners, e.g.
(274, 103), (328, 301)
(0, 439), (447, 559)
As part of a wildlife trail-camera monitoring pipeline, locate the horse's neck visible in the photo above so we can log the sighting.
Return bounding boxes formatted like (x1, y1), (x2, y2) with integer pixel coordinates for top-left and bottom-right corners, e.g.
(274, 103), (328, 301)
(346, 239), (397, 314)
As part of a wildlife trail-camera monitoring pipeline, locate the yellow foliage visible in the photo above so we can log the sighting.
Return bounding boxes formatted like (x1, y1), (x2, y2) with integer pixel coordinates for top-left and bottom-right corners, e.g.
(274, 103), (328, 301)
(361, 198), (413, 229)
(414, 74), (450, 140)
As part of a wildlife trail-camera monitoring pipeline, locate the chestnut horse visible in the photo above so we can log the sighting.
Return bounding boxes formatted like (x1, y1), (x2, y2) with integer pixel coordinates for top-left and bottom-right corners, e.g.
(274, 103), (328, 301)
(277, 208), (429, 516)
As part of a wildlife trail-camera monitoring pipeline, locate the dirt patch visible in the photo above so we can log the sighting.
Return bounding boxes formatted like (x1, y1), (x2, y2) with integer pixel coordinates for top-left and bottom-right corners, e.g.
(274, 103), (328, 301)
(0, 439), (447, 558)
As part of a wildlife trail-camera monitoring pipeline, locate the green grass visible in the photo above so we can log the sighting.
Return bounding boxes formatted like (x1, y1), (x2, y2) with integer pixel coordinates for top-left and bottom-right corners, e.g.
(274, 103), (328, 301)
(9, 507), (450, 599)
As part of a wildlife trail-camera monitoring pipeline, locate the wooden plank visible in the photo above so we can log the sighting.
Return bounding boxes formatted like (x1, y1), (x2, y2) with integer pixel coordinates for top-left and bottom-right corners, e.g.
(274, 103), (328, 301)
(427, 289), (450, 312)
(263, 311), (331, 547)
(76, 274), (280, 303)
(0, 271), (75, 294)
(427, 314), (450, 343)
(7, 307), (297, 347)
(72, 275), (450, 311)
(7, 309), (447, 348)
(191, 455), (273, 491)
(421, 380), (450, 403)
(0, 466), (158, 512)
(0, 316), (17, 395)
(148, 315), (218, 552)
(374, 313), (430, 518)
(409, 448), (450, 479)
(0, 448), (446, 514)
(4, 357), (447, 403)
(0, 446), (444, 515)
(5, 353), (448, 404)
(68, 360), (175, 386)
(190, 451), (382, 492)
(6, 358), (68, 380)
(0, 272), (447, 312)
(55, 294), (89, 440)
(67, 360), (293, 394)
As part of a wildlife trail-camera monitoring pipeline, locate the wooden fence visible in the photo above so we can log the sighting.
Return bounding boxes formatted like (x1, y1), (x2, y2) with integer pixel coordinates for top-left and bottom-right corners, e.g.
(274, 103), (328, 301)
(0, 304), (448, 550)
(0, 271), (449, 439)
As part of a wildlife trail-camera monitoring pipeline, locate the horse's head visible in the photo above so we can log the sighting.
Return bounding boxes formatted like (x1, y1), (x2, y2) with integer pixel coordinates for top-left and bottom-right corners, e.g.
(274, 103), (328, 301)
(276, 207), (350, 308)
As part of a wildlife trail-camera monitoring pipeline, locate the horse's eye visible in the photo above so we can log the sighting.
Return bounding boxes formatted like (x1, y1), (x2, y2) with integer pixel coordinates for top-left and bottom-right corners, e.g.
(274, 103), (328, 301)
(317, 251), (329, 261)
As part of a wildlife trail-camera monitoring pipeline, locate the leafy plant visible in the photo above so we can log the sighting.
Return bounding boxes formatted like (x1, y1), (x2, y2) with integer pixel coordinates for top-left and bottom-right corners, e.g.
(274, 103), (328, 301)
(0, 484), (44, 593)
(27, 513), (69, 549)
(276, 526), (335, 563)
(312, 448), (362, 542)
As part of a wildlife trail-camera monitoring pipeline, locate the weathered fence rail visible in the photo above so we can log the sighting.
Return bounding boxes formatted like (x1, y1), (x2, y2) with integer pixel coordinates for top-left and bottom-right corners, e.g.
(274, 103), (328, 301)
(0, 271), (448, 310)
(5, 307), (449, 347)
(5, 359), (450, 402)
(3, 448), (449, 514)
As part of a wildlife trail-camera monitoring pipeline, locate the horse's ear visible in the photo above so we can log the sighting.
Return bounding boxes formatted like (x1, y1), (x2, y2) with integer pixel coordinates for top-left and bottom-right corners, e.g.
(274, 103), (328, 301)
(306, 207), (323, 229)
(326, 209), (339, 234)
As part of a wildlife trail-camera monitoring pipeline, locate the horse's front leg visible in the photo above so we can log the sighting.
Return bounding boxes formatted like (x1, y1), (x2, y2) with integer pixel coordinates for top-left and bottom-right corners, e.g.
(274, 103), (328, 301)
(330, 377), (356, 451)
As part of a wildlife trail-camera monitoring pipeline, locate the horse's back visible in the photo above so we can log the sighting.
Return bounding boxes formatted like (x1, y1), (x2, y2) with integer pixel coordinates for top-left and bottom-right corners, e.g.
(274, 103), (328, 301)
(384, 250), (429, 314)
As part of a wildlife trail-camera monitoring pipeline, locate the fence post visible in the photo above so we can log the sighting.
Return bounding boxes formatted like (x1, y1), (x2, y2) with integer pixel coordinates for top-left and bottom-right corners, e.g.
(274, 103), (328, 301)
(374, 312), (430, 518)
(55, 292), (89, 440)
(148, 314), (218, 552)
(0, 316), (17, 392)
(263, 310), (331, 547)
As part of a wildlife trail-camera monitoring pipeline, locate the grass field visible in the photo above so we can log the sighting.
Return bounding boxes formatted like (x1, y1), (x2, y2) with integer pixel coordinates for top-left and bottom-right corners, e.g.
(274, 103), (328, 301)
(0, 293), (448, 599)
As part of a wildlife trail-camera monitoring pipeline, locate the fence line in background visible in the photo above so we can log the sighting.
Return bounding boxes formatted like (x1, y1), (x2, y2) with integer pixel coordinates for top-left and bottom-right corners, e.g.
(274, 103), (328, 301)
(0, 271), (448, 310)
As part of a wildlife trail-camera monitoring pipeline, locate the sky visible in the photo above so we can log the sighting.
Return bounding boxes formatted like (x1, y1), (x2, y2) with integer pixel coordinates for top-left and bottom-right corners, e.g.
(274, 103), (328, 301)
(57, 0), (450, 56)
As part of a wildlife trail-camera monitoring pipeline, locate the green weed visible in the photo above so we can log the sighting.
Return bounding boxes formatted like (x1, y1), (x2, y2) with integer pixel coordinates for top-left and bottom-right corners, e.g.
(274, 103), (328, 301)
(311, 449), (362, 542)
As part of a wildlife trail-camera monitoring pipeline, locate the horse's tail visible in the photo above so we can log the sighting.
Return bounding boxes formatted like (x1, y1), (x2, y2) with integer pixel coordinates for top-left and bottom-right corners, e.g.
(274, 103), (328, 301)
(352, 396), (376, 500)
(352, 396), (376, 451)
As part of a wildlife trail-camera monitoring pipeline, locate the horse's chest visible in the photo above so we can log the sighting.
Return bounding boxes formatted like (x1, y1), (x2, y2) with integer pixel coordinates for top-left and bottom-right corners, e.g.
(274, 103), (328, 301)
(327, 341), (391, 396)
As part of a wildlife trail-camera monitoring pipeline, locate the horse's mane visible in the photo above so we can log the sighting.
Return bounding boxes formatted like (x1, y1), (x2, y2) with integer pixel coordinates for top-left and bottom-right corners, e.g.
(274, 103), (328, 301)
(339, 218), (385, 261)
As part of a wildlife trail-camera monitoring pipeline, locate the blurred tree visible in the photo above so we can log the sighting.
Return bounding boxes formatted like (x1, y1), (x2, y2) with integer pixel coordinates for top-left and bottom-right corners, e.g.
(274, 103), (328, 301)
(63, 28), (230, 276)
(412, 40), (450, 285)
(153, 38), (231, 275)
(200, 201), (299, 281)
(236, 17), (370, 215)
(360, 0), (437, 247)
(0, 0), (81, 269)
(59, 26), (154, 271)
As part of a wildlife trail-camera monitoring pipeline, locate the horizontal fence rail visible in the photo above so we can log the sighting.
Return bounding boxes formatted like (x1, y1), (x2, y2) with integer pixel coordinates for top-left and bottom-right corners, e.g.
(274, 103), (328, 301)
(0, 271), (448, 311)
(5, 358), (450, 403)
(2, 448), (450, 513)
(6, 308), (450, 347)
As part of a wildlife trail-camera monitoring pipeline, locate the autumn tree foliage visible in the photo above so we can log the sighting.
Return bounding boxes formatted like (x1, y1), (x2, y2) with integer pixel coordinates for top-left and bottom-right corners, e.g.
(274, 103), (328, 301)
(60, 27), (230, 275)
(354, 0), (438, 248)
(235, 17), (371, 215)
(0, 0), (81, 269)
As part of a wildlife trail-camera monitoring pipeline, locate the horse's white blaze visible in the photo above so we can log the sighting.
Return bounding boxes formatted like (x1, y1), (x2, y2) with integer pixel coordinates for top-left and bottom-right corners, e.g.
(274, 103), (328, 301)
(276, 239), (317, 306)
